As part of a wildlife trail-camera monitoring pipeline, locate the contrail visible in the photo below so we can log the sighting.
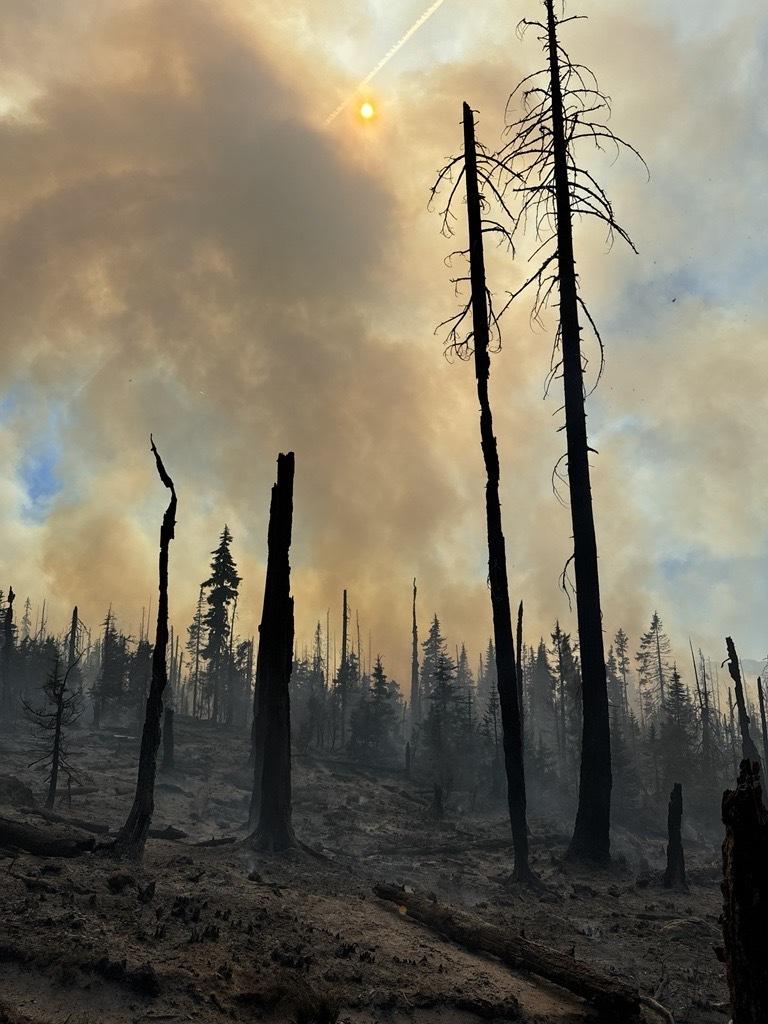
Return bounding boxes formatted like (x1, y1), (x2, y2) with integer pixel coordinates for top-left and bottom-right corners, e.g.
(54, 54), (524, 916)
(324, 0), (450, 126)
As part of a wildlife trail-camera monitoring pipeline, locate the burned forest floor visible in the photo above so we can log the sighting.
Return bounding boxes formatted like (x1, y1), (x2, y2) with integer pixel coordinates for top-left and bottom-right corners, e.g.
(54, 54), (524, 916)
(0, 716), (728, 1024)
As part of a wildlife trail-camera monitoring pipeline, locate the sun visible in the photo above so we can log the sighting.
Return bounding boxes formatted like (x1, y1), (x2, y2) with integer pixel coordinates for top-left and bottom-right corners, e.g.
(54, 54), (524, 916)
(359, 101), (376, 121)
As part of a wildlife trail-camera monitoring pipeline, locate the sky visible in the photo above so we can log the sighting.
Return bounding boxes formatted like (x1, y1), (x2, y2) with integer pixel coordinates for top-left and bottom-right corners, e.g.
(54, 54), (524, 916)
(1, 0), (767, 687)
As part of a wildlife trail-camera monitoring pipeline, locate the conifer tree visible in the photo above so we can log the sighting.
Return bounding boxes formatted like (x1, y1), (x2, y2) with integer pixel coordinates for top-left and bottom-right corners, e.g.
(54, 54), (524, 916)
(186, 585), (206, 719)
(636, 612), (672, 719)
(203, 526), (240, 723)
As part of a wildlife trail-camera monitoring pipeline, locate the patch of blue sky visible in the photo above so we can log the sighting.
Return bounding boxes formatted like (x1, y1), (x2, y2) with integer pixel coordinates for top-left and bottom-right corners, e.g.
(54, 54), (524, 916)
(19, 399), (67, 521)
(0, 387), (20, 423)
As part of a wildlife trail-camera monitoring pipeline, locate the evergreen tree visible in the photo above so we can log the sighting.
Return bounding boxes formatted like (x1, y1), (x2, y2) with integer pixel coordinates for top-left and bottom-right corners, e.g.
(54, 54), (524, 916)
(614, 628), (631, 716)
(659, 665), (695, 792)
(186, 585), (206, 719)
(530, 639), (557, 755)
(93, 609), (128, 727)
(202, 525), (241, 722)
(636, 612), (672, 721)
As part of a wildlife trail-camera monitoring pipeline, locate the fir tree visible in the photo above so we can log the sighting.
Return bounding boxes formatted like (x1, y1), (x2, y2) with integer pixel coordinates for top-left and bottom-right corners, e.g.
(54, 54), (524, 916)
(636, 612), (672, 721)
(203, 525), (241, 722)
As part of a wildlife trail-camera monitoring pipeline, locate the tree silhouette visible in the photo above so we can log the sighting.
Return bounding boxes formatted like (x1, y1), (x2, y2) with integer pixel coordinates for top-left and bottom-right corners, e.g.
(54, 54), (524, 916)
(111, 437), (177, 860)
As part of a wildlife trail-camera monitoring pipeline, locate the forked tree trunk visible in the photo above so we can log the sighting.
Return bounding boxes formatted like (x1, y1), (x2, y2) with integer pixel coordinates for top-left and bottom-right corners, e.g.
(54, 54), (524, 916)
(249, 452), (296, 852)
(544, 0), (612, 864)
(663, 782), (686, 890)
(111, 438), (176, 860)
(720, 760), (768, 1023)
(725, 637), (762, 769)
(462, 102), (533, 883)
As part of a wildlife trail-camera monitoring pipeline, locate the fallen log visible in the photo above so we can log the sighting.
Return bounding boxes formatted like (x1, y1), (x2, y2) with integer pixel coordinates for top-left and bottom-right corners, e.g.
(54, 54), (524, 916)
(0, 816), (94, 857)
(21, 806), (111, 835)
(374, 882), (641, 1018)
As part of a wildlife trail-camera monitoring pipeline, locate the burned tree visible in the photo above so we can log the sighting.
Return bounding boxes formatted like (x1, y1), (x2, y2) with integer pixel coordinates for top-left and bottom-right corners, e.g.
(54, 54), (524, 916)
(719, 760), (768, 1023)
(492, 0), (643, 862)
(337, 589), (350, 747)
(249, 452), (296, 852)
(431, 103), (533, 882)
(24, 656), (83, 809)
(410, 578), (420, 737)
(757, 677), (768, 773)
(724, 637), (762, 769)
(662, 782), (686, 890)
(516, 600), (524, 736)
(1, 586), (15, 719)
(432, 1), (642, 863)
(110, 437), (177, 860)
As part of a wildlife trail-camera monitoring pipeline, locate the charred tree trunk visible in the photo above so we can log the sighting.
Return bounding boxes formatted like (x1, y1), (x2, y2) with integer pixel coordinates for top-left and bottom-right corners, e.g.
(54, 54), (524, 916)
(162, 707), (175, 771)
(410, 578), (420, 737)
(463, 102), (533, 883)
(45, 671), (66, 810)
(1, 586), (15, 720)
(725, 638), (762, 769)
(663, 782), (686, 890)
(516, 600), (524, 738)
(719, 760), (768, 1023)
(339, 589), (349, 747)
(110, 438), (176, 860)
(543, 0), (611, 863)
(757, 677), (768, 773)
(249, 452), (296, 852)
(68, 606), (78, 669)
(375, 883), (640, 1017)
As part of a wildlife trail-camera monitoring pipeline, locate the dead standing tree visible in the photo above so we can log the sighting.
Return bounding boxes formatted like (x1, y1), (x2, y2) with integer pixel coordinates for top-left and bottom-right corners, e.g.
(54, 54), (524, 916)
(1, 586), (15, 720)
(719, 760), (768, 1023)
(490, 0), (643, 862)
(662, 782), (686, 890)
(23, 655), (83, 809)
(110, 437), (177, 860)
(432, 1), (643, 864)
(757, 677), (768, 771)
(249, 452), (296, 852)
(432, 103), (534, 882)
(724, 637), (762, 770)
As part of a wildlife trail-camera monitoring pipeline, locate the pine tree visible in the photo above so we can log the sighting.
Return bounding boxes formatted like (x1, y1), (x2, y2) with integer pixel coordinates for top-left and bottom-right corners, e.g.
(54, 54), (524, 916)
(203, 525), (240, 723)
(636, 612), (672, 720)
(614, 628), (631, 717)
(659, 665), (695, 793)
(186, 585), (206, 719)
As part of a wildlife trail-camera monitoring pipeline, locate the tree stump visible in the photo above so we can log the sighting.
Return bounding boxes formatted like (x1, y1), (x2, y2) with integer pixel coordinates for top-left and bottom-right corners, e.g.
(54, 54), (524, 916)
(720, 760), (768, 1023)
(663, 782), (687, 889)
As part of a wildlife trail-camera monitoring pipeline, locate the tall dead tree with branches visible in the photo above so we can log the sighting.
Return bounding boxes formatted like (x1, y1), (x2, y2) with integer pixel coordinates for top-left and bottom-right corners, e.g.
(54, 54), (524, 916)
(111, 438), (176, 860)
(432, 103), (534, 882)
(432, 1), (642, 862)
(24, 656), (83, 809)
(249, 452), (296, 852)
